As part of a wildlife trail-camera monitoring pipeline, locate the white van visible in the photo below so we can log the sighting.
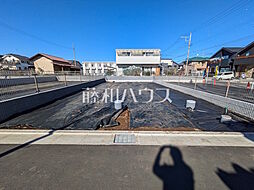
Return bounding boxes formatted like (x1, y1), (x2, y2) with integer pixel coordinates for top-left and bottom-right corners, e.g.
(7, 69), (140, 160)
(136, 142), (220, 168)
(213, 71), (234, 80)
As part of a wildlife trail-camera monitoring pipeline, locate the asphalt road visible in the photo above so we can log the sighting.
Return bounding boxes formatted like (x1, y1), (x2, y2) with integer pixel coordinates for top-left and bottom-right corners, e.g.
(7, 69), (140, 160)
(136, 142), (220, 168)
(0, 144), (253, 190)
(0, 81), (79, 101)
(172, 82), (254, 103)
(1, 82), (254, 131)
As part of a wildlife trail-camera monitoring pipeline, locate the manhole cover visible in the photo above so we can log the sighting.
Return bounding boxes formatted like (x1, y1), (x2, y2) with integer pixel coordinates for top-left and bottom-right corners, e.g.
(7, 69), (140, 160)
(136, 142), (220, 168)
(114, 134), (136, 144)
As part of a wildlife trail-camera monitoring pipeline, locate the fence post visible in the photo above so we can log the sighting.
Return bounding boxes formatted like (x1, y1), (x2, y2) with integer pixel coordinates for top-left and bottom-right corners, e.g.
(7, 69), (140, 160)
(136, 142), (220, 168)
(33, 73), (40, 93)
(194, 76), (197, 90)
(225, 80), (230, 97)
(64, 72), (67, 86)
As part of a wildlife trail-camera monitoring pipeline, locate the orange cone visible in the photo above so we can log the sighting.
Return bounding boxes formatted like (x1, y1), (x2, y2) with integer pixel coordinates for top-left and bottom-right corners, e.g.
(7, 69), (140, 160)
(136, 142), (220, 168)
(213, 79), (216, 86)
(247, 82), (251, 90)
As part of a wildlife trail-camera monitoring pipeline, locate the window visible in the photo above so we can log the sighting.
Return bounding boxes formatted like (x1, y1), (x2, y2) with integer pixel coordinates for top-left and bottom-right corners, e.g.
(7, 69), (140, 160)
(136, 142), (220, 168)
(121, 52), (130, 56)
(146, 52), (154, 56)
(246, 52), (250, 56)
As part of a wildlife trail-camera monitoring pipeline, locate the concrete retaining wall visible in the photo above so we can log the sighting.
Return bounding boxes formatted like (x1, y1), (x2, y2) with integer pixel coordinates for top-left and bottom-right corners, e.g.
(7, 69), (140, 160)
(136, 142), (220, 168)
(0, 76), (57, 87)
(155, 81), (254, 121)
(106, 76), (154, 82)
(106, 76), (204, 83)
(57, 75), (105, 82)
(0, 78), (105, 123)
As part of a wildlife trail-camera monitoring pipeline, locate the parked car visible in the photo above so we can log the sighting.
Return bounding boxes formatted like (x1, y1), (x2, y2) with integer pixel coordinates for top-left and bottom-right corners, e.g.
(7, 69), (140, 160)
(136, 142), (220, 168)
(213, 71), (234, 80)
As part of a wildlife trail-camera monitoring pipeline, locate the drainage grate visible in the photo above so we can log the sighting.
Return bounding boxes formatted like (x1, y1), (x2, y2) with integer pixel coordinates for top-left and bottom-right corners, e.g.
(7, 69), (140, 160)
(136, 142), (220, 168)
(114, 134), (136, 144)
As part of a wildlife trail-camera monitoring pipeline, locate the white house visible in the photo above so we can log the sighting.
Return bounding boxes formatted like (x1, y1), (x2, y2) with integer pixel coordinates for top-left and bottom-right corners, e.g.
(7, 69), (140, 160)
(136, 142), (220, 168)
(116, 49), (161, 76)
(82, 61), (116, 75)
(0, 54), (34, 70)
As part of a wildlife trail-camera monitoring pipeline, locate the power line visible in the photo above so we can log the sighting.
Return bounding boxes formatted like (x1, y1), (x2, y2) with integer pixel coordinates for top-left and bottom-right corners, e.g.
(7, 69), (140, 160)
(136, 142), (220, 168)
(161, 38), (181, 54)
(192, 0), (252, 33)
(192, 18), (254, 47)
(0, 20), (72, 50)
(172, 33), (254, 60)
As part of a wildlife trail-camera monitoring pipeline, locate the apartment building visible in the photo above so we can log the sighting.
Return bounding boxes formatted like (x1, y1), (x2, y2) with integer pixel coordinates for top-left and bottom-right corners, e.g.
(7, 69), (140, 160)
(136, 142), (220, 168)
(116, 49), (161, 76)
(83, 61), (116, 75)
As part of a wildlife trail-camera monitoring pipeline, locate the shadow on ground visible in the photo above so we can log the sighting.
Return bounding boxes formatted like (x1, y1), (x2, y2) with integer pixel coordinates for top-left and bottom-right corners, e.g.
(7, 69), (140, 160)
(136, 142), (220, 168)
(153, 146), (194, 190)
(216, 163), (254, 190)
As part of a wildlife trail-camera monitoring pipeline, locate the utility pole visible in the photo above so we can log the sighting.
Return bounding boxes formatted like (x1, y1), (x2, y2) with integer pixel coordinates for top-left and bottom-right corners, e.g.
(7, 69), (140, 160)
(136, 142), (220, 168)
(72, 43), (76, 67)
(185, 32), (192, 76)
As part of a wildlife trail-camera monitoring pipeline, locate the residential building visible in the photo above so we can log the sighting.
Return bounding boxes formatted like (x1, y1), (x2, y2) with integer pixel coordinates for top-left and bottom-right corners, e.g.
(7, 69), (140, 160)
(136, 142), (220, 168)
(234, 41), (254, 78)
(68, 60), (83, 72)
(83, 61), (116, 75)
(116, 49), (161, 76)
(209, 47), (243, 73)
(0, 54), (34, 70)
(30, 53), (74, 74)
(160, 58), (179, 75)
(183, 57), (210, 75)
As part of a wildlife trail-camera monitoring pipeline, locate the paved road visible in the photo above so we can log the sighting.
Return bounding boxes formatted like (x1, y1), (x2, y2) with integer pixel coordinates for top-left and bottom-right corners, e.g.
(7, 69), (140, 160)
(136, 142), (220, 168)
(172, 82), (254, 103)
(0, 144), (253, 190)
(0, 81), (79, 101)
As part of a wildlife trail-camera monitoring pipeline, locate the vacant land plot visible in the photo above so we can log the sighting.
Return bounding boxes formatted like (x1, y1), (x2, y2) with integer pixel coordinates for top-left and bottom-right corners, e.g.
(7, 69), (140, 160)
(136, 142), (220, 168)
(1, 82), (254, 131)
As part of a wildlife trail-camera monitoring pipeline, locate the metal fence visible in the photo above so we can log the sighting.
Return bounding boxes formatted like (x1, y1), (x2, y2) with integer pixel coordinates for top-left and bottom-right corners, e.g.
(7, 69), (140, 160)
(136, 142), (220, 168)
(0, 71), (105, 102)
(171, 77), (254, 104)
(156, 81), (254, 121)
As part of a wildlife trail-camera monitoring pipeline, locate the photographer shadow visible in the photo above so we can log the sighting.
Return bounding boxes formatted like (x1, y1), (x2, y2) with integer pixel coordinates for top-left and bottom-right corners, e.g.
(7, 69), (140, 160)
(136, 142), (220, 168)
(153, 146), (194, 190)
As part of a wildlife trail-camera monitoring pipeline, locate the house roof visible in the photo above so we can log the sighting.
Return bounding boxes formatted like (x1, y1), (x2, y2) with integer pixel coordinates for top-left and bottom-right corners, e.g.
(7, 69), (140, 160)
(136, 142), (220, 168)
(30, 53), (71, 66)
(188, 57), (210, 62)
(210, 47), (243, 58)
(68, 60), (82, 67)
(5, 53), (30, 62)
(237, 41), (254, 55)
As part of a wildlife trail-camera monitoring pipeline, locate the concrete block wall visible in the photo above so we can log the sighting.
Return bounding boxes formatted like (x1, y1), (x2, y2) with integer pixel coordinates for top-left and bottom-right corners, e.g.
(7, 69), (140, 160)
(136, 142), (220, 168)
(0, 78), (105, 123)
(155, 81), (254, 121)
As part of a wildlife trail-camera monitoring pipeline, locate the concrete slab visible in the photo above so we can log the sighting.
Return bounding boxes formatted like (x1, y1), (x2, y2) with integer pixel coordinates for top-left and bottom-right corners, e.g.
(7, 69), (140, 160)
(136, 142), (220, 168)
(0, 130), (254, 147)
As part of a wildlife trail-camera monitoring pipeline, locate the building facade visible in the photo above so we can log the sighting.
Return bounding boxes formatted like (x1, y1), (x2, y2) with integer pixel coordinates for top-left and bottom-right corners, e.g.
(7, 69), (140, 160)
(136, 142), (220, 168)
(209, 47), (243, 74)
(0, 54), (34, 70)
(160, 58), (179, 75)
(83, 62), (116, 75)
(183, 57), (209, 76)
(234, 41), (254, 78)
(30, 53), (75, 74)
(116, 49), (161, 76)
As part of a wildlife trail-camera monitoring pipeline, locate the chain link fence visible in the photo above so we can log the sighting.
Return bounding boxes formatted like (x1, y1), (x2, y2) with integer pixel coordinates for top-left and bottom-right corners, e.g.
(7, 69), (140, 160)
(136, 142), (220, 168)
(0, 70), (104, 101)
(170, 76), (254, 104)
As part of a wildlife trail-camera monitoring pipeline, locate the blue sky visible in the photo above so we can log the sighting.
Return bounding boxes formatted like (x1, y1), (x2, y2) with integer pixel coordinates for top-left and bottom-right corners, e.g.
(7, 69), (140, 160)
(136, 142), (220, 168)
(0, 0), (253, 62)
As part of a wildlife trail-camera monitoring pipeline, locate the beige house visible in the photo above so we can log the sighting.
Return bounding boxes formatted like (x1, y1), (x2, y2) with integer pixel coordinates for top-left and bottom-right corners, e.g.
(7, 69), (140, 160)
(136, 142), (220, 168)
(30, 53), (74, 74)
(183, 57), (209, 75)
